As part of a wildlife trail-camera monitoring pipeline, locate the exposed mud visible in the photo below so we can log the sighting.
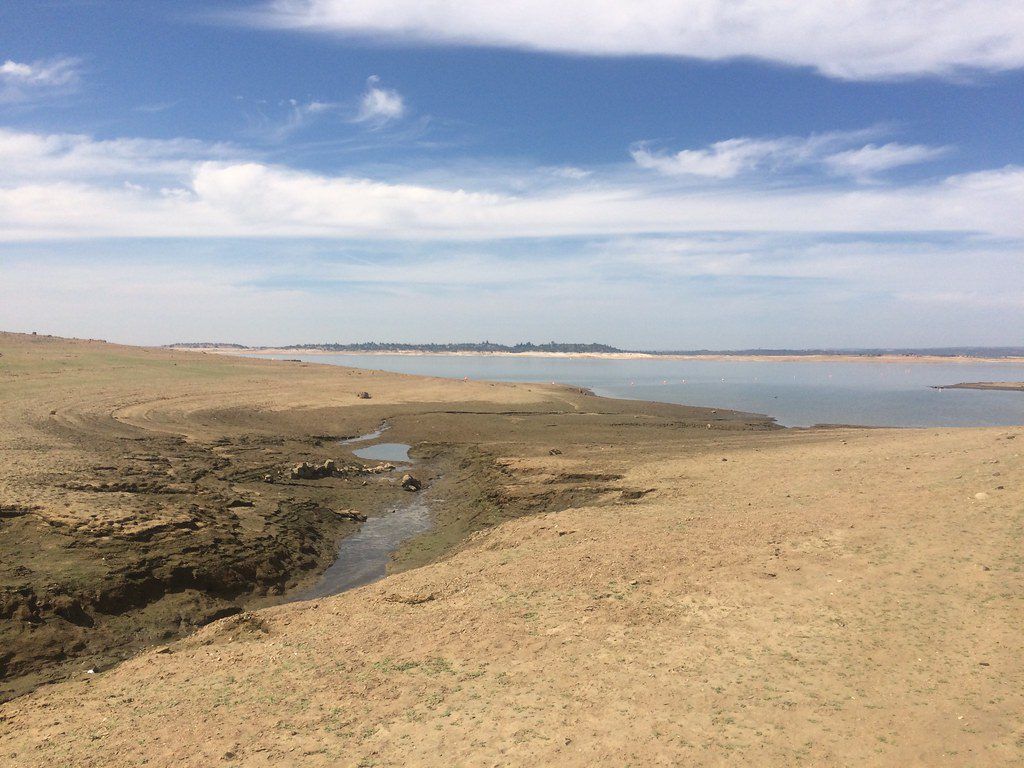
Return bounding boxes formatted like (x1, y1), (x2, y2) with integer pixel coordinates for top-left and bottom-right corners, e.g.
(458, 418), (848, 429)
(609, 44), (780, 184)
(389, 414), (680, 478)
(0, 332), (775, 701)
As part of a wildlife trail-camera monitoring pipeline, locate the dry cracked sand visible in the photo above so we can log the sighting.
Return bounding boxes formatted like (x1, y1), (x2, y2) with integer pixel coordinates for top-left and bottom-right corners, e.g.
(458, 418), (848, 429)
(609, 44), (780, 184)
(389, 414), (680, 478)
(1, 332), (1021, 766)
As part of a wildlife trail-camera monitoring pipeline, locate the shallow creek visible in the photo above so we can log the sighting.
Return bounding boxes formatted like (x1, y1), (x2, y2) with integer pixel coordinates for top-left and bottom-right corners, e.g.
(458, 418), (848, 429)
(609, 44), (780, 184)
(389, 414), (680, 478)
(291, 426), (431, 600)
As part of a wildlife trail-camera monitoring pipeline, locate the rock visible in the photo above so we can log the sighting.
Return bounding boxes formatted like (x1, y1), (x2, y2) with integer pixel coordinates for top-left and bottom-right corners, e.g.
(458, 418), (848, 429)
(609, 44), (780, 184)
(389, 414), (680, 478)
(974, 492), (989, 500)
(356, 391), (371, 399)
(262, 474), (274, 483)
(226, 498), (254, 508)
(290, 462), (318, 480)
(290, 460), (340, 480)
(401, 474), (422, 491)
(548, 448), (562, 455)
(335, 509), (368, 522)
(52, 596), (94, 627)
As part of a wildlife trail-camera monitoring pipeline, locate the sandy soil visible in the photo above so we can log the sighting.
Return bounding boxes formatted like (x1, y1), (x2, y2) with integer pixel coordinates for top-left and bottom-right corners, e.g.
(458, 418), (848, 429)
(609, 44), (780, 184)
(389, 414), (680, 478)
(2, 333), (1021, 765)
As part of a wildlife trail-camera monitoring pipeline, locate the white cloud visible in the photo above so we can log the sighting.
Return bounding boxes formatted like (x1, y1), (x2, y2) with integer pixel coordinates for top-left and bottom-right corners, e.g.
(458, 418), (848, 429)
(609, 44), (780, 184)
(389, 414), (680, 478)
(551, 166), (592, 180)
(824, 142), (951, 181)
(0, 127), (1022, 241)
(632, 137), (793, 179)
(632, 130), (947, 180)
(354, 75), (405, 125)
(254, 1), (1024, 80)
(0, 128), (235, 182)
(0, 57), (81, 101)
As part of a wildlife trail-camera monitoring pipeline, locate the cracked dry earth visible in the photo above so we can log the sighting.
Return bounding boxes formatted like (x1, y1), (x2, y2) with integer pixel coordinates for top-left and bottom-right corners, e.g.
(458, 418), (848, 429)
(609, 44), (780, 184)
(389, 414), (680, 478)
(1, 337), (1021, 766)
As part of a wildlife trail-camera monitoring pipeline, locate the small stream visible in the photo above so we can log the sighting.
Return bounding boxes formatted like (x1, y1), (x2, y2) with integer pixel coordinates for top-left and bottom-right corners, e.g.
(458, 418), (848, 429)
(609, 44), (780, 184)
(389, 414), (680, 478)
(293, 496), (432, 600)
(291, 427), (431, 601)
(339, 422), (390, 445)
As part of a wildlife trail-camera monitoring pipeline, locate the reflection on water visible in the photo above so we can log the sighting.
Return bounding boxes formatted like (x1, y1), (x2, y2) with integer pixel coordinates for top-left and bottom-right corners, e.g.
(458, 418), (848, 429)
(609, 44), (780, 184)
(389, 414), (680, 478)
(292, 498), (431, 600)
(353, 442), (412, 463)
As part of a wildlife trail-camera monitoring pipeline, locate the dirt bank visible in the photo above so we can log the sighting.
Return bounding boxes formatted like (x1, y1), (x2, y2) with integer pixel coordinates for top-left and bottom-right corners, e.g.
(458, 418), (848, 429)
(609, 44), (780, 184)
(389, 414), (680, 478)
(0, 332), (771, 700)
(933, 381), (1024, 392)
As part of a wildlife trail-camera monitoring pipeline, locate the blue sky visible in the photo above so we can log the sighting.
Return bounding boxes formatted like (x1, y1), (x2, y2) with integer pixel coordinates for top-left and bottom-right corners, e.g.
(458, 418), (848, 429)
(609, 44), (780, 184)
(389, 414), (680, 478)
(1, 0), (1022, 347)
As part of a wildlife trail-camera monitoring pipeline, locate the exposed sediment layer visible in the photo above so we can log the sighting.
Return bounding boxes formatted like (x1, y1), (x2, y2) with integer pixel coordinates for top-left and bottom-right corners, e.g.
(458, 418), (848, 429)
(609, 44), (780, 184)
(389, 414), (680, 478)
(0, 332), (770, 700)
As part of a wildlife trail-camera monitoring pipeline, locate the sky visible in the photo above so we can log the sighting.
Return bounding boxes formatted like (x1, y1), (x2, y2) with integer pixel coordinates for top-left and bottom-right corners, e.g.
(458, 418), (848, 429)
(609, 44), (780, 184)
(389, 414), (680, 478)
(0, 0), (1022, 348)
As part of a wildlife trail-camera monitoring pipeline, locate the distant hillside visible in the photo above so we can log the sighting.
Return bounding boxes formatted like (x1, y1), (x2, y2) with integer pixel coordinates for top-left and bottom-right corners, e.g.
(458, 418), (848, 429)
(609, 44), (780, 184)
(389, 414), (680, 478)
(278, 341), (623, 354)
(167, 342), (248, 349)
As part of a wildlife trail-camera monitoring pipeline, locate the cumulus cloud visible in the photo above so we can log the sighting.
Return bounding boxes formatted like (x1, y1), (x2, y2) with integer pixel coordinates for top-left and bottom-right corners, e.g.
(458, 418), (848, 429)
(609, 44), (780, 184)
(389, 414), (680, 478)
(0, 127), (1021, 241)
(0, 57), (81, 101)
(632, 130), (948, 181)
(353, 75), (405, 125)
(253, 1), (1024, 80)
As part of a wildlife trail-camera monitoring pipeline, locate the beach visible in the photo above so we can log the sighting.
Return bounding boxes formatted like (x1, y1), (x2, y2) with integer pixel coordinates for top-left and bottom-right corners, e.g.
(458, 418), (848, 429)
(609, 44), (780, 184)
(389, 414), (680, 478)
(2, 333), (1022, 765)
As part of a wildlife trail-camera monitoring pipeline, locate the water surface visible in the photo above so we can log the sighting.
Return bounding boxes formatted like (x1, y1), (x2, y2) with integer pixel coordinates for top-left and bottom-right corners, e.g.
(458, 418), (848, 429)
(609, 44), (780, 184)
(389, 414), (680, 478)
(292, 498), (431, 600)
(353, 442), (412, 463)
(340, 423), (389, 445)
(258, 353), (1024, 428)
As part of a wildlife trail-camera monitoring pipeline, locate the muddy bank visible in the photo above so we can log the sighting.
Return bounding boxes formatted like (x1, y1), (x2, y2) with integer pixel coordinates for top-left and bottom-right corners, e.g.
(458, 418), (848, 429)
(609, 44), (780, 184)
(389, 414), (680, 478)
(933, 381), (1024, 392)
(0, 332), (775, 700)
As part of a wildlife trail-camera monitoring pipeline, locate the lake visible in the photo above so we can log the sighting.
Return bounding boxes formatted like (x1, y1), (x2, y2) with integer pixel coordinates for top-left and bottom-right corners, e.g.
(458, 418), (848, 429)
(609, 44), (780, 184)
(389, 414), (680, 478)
(259, 354), (1024, 428)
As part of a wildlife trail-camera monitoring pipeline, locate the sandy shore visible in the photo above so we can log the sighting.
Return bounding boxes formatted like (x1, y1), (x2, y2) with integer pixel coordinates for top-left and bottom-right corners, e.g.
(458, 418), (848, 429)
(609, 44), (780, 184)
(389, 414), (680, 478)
(175, 346), (1024, 364)
(3, 333), (1022, 766)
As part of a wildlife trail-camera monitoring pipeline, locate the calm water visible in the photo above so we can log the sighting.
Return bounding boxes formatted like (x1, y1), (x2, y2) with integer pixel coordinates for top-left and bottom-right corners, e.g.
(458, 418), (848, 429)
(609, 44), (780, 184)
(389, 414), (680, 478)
(353, 442), (412, 463)
(291, 426), (426, 600)
(291, 498), (432, 600)
(263, 354), (1024, 428)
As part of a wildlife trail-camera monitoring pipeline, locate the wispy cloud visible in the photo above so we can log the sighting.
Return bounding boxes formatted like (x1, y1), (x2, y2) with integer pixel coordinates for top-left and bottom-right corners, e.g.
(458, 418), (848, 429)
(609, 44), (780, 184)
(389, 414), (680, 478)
(0, 128), (235, 182)
(631, 130), (948, 181)
(0, 127), (1020, 241)
(252, 1), (1024, 81)
(243, 77), (406, 142)
(823, 143), (951, 182)
(0, 57), (81, 102)
(353, 75), (405, 126)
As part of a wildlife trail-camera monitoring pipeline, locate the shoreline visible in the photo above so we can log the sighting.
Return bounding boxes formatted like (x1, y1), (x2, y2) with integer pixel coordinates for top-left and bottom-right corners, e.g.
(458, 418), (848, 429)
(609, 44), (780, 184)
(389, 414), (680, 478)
(171, 346), (1024, 365)
(933, 381), (1024, 392)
